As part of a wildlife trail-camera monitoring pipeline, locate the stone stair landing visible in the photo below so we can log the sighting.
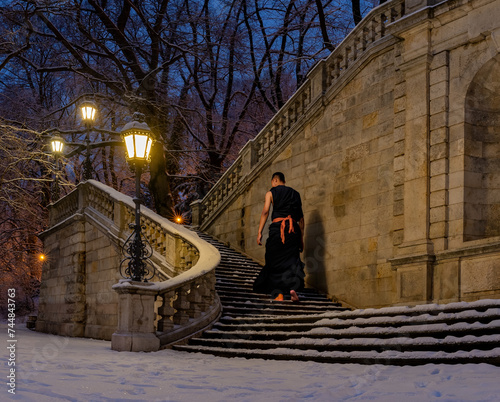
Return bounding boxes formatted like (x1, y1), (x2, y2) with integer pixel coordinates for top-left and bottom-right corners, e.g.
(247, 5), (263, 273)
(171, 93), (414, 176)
(173, 231), (500, 366)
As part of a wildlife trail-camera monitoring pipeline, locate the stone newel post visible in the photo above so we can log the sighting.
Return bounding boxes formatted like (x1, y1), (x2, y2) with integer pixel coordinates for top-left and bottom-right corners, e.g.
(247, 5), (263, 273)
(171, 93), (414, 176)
(111, 280), (160, 352)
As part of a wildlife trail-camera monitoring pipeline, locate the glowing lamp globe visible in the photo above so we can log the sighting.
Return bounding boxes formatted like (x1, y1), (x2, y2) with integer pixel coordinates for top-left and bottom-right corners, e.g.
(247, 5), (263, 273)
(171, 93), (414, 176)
(80, 100), (97, 123)
(51, 136), (65, 154)
(121, 113), (154, 162)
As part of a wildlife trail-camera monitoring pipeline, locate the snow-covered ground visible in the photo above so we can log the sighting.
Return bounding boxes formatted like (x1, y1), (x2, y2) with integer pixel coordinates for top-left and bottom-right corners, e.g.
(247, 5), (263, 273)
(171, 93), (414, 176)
(3, 323), (500, 401)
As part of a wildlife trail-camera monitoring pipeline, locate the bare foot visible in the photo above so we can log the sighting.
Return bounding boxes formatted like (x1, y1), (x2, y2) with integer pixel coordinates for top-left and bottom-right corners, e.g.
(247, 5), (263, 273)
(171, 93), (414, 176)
(290, 290), (299, 302)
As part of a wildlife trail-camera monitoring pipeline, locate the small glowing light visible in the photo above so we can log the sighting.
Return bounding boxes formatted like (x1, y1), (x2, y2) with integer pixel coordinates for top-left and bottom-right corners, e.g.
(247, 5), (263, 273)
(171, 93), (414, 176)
(39, 254), (47, 261)
(175, 215), (184, 224)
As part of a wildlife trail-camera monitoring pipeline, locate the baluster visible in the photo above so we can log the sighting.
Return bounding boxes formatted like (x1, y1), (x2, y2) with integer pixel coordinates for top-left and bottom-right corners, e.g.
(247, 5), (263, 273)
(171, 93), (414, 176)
(270, 127), (276, 147)
(198, 277), (211, 312)
(179, 242), (188, 271)
(370, 18), (377, 43)
(303, 89), (309, 110)
(353, 38), (360, 61)
(172, 285), (190, 325)
(362, 27), (369, 51)
(380, 13), (387, 37)
(201, 271), (216, 308)
(187, 282), (202, 318)
(157, 291), (175, 331)
(282, 114), (289, 133)
(345, 46), (351, 69)
(264, 132), (270, 153)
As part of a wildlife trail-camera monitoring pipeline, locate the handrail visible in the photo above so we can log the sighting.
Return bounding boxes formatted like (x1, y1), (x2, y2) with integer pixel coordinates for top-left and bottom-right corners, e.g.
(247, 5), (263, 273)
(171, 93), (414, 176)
(193, 0), (406, 229)
(48, 180), (221, 350)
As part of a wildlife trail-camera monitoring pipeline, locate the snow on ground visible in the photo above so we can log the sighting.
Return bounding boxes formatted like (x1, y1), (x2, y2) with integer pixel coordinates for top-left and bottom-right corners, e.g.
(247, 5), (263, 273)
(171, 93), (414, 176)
(2, 324), (500, 402)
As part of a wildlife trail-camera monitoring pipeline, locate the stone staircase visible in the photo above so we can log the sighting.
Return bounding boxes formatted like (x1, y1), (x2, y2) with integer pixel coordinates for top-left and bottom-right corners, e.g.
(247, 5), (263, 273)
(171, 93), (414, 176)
(173, 232), (500, 366)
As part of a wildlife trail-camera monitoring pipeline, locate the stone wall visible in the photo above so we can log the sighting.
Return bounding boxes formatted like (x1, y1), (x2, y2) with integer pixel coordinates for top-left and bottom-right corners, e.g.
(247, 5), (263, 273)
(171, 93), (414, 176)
(37, 181), (206, 341)
(37, 215), (121, 340)
(196, 0), (500, 308)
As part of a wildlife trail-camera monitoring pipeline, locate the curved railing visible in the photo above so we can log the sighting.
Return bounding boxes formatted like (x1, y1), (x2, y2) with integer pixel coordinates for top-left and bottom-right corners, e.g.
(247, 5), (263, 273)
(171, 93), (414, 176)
(48, 180), (221, 350)
(192, 0), (406, 229)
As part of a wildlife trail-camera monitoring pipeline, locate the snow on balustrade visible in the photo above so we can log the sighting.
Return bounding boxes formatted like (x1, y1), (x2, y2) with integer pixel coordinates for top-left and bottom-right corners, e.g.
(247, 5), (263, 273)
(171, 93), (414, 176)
(196, 0), (405, 229)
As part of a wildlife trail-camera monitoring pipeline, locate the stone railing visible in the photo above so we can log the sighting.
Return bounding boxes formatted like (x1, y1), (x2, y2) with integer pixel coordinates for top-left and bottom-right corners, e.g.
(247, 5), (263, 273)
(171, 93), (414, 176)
(48, 180), (221, 352)
(192, 0), (406, 229)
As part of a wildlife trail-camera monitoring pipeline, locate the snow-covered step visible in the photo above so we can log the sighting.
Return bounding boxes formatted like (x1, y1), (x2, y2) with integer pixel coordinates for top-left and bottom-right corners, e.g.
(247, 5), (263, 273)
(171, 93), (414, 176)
(186, 334), (500, 354)
(214, 308), (500, 332)
(173, 344), (500, 365)
(201, 319), (500, 341)
(218, 300), (345, 315)
(183, 230), (500, 365)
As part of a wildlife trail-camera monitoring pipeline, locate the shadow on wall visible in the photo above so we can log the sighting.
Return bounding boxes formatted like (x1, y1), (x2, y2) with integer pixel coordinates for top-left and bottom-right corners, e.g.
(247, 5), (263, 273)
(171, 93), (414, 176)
(303, 210), (329, 294)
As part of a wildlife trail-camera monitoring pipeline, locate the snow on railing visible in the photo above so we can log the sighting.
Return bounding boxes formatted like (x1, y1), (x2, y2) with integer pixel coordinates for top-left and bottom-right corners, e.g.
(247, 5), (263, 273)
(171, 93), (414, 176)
(48, 180), (221, 351)
(193, 0), (406, 229)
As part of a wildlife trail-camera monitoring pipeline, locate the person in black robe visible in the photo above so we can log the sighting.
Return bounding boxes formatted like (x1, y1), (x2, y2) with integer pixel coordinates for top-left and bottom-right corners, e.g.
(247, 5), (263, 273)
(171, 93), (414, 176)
(253, 172), (305, 301)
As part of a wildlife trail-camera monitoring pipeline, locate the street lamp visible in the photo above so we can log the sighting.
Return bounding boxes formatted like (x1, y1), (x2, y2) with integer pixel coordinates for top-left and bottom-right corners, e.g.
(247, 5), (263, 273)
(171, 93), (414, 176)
(119, 112), (156, 282)
(80, 100), (97, 181)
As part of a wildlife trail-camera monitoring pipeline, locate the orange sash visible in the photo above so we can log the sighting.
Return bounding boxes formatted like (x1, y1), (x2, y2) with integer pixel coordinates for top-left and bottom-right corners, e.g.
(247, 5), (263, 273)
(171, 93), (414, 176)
(272, 215), (295, 244)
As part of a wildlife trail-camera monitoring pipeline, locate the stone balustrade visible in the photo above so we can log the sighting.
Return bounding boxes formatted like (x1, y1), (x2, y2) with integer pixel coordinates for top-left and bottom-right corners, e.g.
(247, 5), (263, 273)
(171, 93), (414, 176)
(192, 0), (406, 229)
(44, 180), (221, 352)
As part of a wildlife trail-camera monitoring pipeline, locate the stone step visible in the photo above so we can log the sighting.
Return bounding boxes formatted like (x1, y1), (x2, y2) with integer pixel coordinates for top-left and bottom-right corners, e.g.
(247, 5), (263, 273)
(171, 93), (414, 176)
(215, 286), (335, 302)
(172, 343), (500, 366)
(185, 333), (500, 354)
(218, 294), (341, 308)
(201, 319), (500, 341)
(187, 229), (500, 365)
(213, 308), (500, 332)
(216, 275), (256, 284)
(215, 286), (331, 302)
(219, 304), (338, 316)
(217, 300), (346, 315)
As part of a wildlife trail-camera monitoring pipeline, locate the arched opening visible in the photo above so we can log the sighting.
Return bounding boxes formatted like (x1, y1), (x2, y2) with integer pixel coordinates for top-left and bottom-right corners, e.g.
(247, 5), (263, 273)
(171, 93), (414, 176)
(464, 54), (500, 240)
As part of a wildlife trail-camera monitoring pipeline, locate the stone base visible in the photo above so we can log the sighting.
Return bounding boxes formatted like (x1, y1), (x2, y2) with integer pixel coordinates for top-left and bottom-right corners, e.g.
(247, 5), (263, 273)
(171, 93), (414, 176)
(111, 332), (160, 352)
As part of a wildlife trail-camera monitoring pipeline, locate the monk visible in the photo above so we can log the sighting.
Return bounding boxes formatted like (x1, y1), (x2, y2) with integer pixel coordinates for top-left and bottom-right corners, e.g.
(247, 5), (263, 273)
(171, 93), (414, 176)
(253, 172), (305, 302)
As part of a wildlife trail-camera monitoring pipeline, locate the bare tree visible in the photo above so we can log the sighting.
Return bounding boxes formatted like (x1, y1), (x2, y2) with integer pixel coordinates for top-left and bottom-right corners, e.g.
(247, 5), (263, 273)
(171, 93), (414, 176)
(1, 0), (371, 217)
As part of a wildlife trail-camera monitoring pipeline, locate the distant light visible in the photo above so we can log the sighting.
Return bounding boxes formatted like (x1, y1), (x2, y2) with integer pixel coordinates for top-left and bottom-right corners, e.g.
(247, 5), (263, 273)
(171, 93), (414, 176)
(175, 215), (184, 224)
(38, 254), (47, 261)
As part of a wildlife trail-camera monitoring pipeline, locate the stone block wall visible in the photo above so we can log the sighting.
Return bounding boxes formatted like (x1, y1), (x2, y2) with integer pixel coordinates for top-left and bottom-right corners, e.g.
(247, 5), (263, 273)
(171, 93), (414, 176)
(82, 222), (121, 340)
(37, 217), (120, 340)
(199, 0), (500, 308)
(37, 217), (88, 337)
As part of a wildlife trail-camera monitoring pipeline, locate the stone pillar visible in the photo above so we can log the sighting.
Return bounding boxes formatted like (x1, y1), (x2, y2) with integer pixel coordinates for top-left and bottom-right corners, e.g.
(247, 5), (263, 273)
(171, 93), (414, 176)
(391, 21), (435, 304)
(239, 138), (258, 177)
(111, 280), (160, 352)
(190, 199), (203, 228)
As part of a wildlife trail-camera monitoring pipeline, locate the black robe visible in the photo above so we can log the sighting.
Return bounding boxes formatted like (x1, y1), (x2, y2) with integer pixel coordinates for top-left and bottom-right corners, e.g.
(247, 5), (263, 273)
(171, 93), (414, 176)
(253, 185), (305, 297)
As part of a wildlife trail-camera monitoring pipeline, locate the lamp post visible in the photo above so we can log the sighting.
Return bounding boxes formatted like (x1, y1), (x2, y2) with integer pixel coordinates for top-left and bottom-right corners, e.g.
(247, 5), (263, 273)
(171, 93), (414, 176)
(80, 100), (97, 181)
(119, 112), (155, 282)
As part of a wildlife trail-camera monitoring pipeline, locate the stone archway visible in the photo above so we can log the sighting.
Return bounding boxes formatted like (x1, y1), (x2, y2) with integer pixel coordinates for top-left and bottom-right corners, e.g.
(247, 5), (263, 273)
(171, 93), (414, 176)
(464, 54), (500, 241)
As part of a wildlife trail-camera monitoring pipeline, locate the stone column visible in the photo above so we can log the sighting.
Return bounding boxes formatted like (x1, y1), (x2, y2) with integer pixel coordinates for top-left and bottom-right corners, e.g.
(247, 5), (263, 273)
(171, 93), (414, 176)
(111, 280), (160, 352)
(190, 199), (203, 228)
(391, 20), (435, 304)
